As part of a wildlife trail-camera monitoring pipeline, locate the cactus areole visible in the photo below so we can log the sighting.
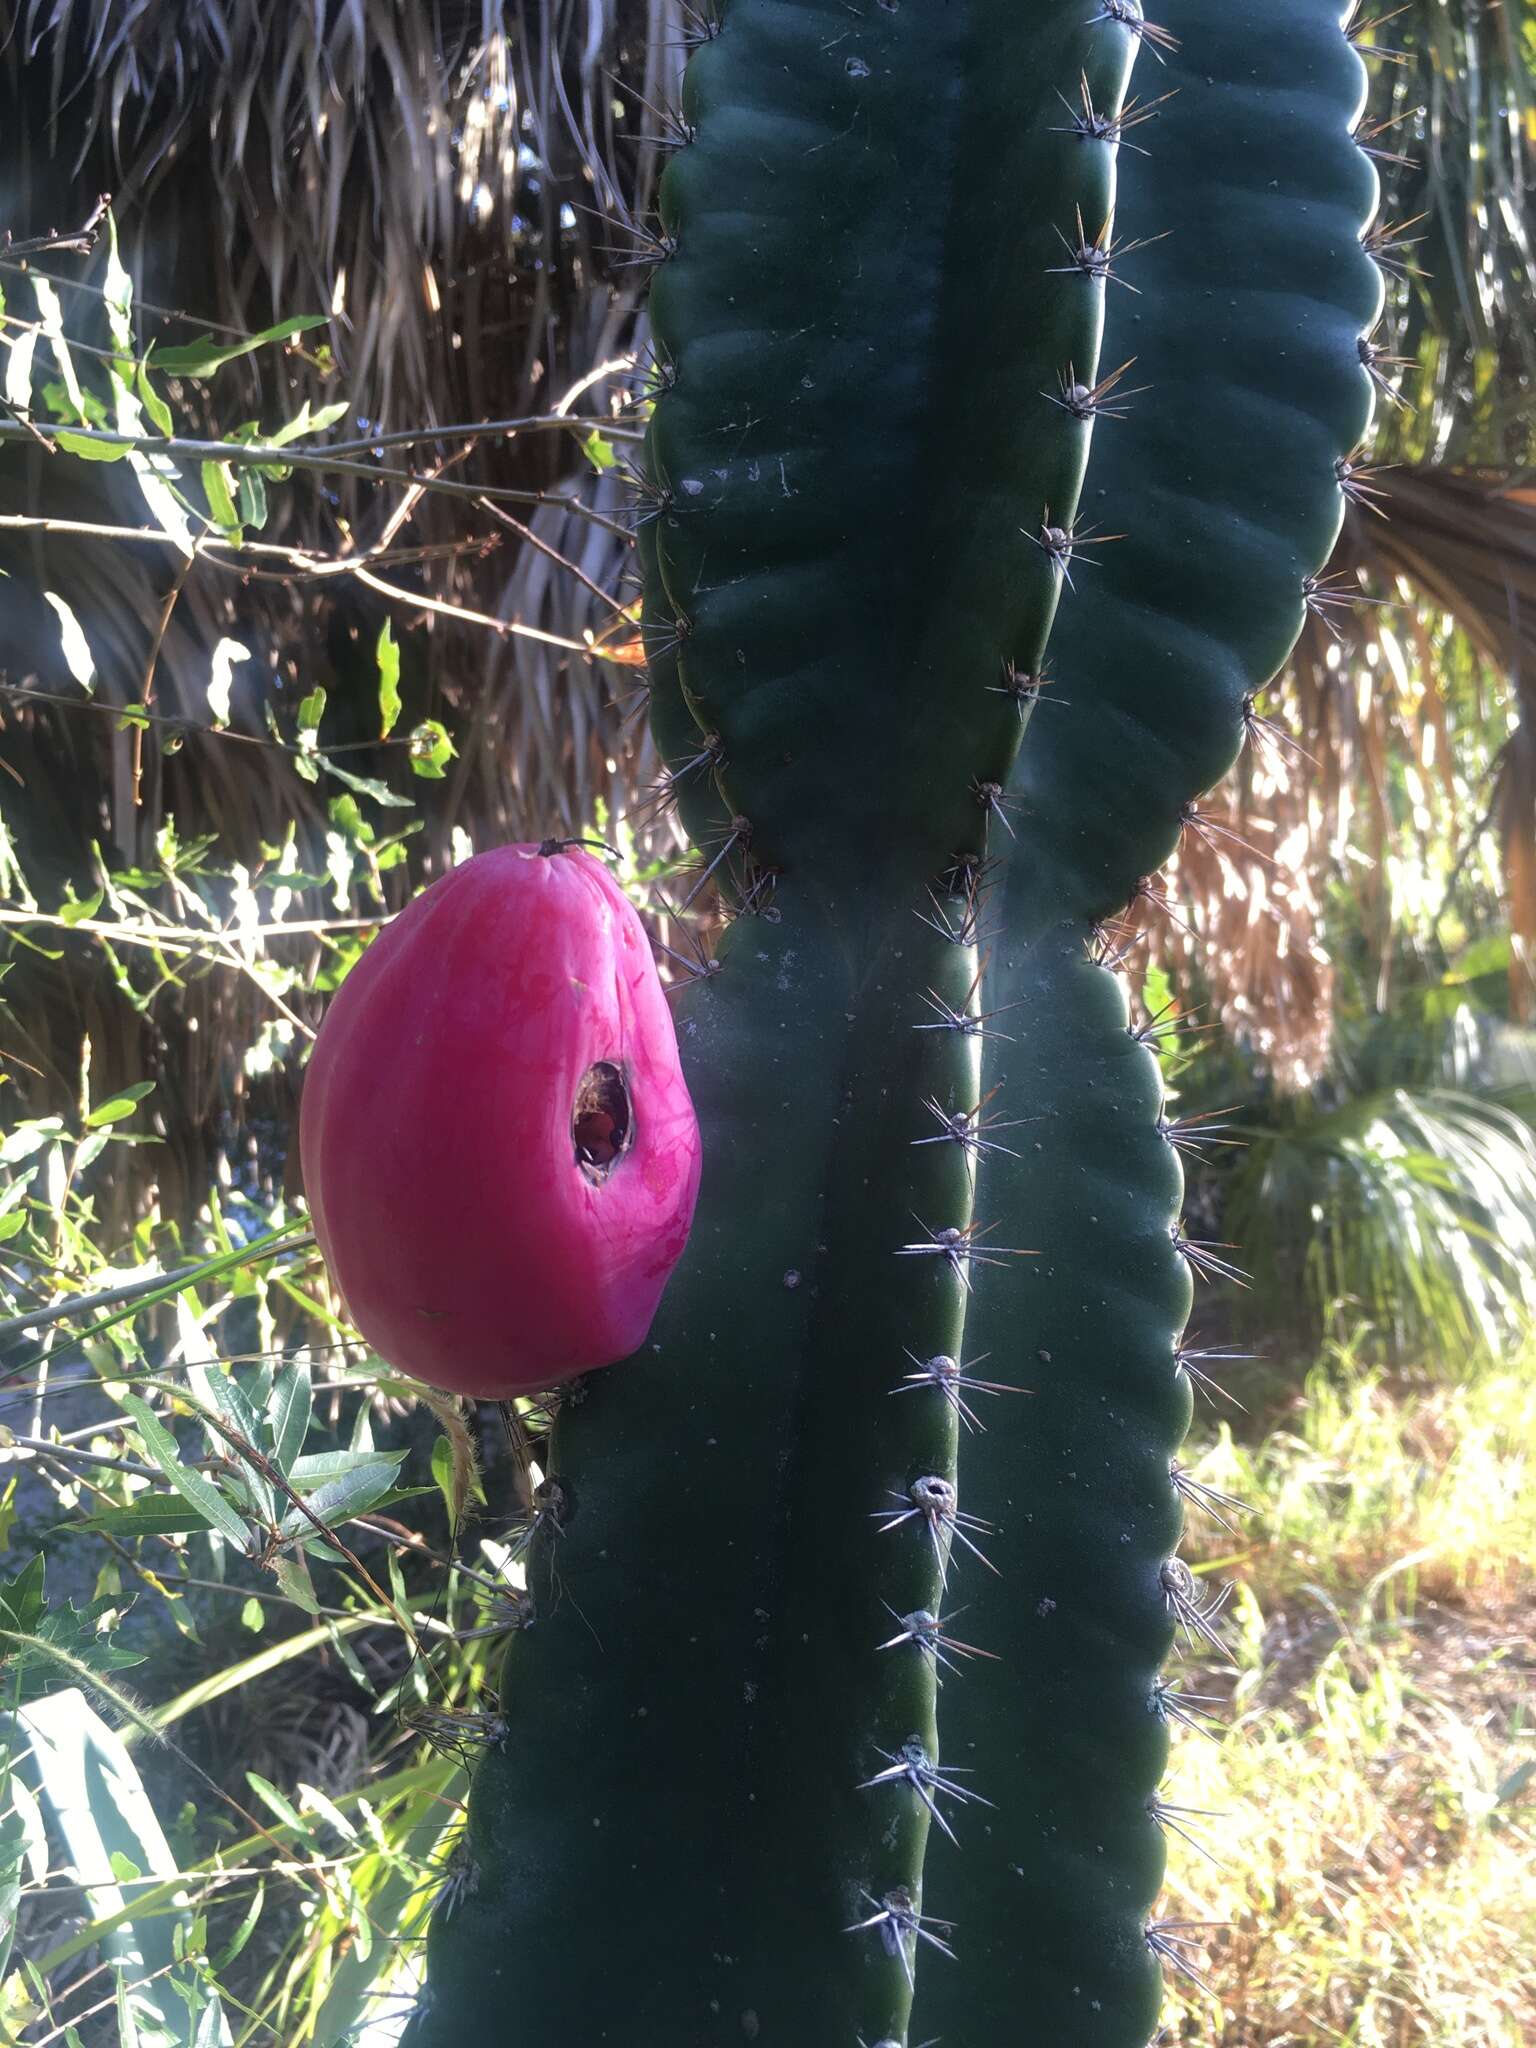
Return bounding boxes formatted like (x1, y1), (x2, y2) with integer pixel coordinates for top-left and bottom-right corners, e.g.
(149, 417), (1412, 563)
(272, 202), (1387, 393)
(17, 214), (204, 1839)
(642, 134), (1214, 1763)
(300, 843), (701, 1397)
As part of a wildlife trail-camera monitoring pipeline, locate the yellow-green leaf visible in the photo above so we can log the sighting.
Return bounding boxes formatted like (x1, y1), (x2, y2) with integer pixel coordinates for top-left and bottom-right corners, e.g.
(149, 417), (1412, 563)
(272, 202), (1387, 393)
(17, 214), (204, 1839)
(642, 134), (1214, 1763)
(376, 620), (401, 739)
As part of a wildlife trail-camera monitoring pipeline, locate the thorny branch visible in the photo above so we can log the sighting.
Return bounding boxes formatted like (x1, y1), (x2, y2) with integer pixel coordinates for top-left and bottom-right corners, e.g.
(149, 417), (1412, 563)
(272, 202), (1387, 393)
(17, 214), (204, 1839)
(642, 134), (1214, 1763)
(0, 417), (629, 528)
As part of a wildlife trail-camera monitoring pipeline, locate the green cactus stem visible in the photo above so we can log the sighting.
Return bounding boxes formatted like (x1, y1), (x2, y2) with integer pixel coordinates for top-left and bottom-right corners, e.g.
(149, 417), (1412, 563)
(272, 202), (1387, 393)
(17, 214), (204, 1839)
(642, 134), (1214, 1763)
(403, 2), (1381, 2043)
(914, 4), (1379, 2041)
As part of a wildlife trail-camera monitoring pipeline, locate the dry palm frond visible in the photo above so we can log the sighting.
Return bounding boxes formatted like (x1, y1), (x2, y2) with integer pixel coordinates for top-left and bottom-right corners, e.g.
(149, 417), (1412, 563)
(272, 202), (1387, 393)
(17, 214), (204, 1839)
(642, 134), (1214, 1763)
(0, 0), (683, 1214)
(1138, 466), (1534, 1083)
(1, 0), (676, 855)
(1340, 467), (1536, 1023)
(1160, 817), (1337, 1095)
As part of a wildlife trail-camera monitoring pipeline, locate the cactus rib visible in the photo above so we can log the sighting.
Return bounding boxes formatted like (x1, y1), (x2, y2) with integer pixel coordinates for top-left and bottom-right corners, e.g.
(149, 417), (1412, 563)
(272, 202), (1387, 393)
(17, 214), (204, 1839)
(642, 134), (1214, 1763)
(913, 3), (1380, 2043)
(404, 2), (1382, 2043)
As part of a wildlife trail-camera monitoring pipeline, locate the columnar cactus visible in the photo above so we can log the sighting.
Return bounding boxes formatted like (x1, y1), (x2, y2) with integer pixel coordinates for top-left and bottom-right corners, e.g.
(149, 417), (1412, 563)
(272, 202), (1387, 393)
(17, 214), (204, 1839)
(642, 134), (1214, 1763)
(401, 2), (1378, 2042)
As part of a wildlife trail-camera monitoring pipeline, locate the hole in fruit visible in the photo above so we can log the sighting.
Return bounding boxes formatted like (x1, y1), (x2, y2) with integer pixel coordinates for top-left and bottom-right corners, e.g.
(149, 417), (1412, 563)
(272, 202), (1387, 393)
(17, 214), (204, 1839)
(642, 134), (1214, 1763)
(573, 1061), (632, 1179)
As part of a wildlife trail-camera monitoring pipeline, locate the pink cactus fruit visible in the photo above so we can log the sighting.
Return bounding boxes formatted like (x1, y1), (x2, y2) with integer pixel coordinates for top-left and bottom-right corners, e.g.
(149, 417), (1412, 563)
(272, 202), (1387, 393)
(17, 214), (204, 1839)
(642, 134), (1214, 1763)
(299, 843), (702, 1397)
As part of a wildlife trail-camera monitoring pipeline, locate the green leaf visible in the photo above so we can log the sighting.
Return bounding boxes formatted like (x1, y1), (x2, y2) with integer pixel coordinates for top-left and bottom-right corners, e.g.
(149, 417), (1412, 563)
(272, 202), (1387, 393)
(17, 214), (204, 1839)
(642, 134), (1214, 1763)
(58, 886), (105, 926)
(85, 1081), (155, 1128)
(279, 1457), (405, 1539)
(30, 278), (87, 423)
(271, 1551), (318, 1614)
(376, 620), (402, 738)
(582, 428), (618, 472)
(235, 467), (268, 531)
(121, 375), (198, 555)
(116, 1963), (142, 2048)
(306, 1776), (461, 2044)
(244, 1772), (313, 1840)
(210, 1878), (265, 1970)
(268, 1363), (312, 1475)
(188, 1988), (224, 2048)
(133, 363), (173, 437)
(285, 1449), (405, 1487)
(0, 1783), (43, 1984)
(0, 1119), (65, 1165)
(259, 398), (350, 450)
(386, 1548), (408, 1614)
(42, 592), (97, 693)
(4, 330), (38, 415)
(327, 794), (369, 843)
(431, 1436), (459, 1523)
(407, 719), (456, 780)
(117, 1395), (252, 1554)
(52, 431), (132, 463)
(298, 1782), (357, 1844)
(322, 1622), (377, 1700)
(195, 1366), (275, 1521)
(196, 1361), (266, 1454)
(0, 1577), (145, 1706)
(199, 460), (242, 544)
(101, 214), (133, 356)
(327, 1482), (431, 1522)
(149, 315), (327, 379)
(296, 688), (327, 741)
(318, 755), (413, 809)
(73, 1499), (213, 1539)
(41, 380), (108, 429)
(0, 1556), (46, 1636)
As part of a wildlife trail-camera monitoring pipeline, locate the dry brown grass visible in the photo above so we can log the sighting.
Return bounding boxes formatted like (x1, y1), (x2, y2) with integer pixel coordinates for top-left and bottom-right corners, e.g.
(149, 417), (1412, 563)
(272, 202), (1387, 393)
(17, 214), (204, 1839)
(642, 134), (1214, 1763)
(1156, 1349), (1536, 2043)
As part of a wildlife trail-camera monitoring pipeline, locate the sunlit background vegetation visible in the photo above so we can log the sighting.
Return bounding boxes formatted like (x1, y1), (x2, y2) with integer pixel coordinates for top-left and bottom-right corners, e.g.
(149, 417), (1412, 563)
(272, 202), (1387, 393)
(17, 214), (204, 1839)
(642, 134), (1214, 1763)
(0, 1), (1533, 2042)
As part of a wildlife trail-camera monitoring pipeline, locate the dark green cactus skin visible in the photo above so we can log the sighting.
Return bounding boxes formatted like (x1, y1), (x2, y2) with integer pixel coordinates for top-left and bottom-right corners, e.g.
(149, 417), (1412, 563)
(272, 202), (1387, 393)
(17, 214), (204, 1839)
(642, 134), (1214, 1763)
(913, 5), (1379, 2042)
(407, 3), (1379, 2043)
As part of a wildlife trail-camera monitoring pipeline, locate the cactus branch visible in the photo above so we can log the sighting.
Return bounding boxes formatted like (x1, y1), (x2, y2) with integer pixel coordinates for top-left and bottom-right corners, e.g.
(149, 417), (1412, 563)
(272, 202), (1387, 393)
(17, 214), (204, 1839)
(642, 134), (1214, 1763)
(404, 3), (1380, 2043)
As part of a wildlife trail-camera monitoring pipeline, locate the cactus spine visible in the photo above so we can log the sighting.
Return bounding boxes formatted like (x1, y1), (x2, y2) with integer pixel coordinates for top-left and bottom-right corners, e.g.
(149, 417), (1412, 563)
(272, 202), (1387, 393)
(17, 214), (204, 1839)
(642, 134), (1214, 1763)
(407, 2), (1378, 2042)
